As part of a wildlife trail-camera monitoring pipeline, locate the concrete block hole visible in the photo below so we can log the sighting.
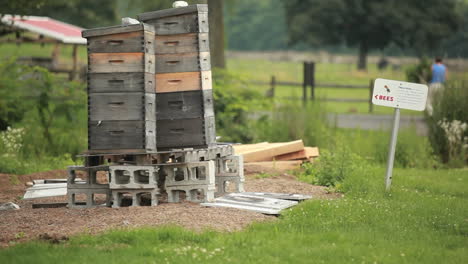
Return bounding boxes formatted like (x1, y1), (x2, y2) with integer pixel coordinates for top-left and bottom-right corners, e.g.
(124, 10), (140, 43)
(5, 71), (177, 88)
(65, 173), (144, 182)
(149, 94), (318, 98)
(134, 170), (150, 184)
(115, 170), (130, 184)
(173, 167), (186, 181)
(192, 166), (206, 180)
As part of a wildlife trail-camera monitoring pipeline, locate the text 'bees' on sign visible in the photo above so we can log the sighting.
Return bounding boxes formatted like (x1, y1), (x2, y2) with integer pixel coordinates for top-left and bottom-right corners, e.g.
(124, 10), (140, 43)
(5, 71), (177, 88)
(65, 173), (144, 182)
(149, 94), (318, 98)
(372, 78), (428, 111)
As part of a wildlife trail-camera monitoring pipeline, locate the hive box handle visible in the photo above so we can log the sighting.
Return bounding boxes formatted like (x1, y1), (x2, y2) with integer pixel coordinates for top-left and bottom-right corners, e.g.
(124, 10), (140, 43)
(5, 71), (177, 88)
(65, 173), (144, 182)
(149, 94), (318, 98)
(107, 40), (123, 46)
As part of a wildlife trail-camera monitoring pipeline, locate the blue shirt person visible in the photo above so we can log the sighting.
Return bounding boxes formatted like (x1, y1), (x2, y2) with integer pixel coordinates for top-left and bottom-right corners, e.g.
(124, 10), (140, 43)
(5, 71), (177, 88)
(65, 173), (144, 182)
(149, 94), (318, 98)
(427, 57), (447, 115)
(431, 57), (447, 84)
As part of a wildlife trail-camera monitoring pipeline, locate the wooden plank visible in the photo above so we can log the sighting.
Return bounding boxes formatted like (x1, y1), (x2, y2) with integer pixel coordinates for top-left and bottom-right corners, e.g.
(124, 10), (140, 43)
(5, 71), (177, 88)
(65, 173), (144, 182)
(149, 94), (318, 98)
(244, 161), (302, 172)
(273, 149), (307, 161)
(273, 147), (319, 161)
(88, 73), (155, 93)
(155, 71), (212, 93)
(155, 33), (209, 54)
(232, 142), (269, 153)
(305, 147), (319, 157)
(89, 93), (155, 121)
(89, 53), (155, 73)
(82, 24), (154, 38)
(156, 90), (213, 120)
(138, 4), (208, 21)
(89, 120), (156, 150)
(156, 52), (210, 73)
(143, 13), (209, 35)
(234, 140), (305, 162)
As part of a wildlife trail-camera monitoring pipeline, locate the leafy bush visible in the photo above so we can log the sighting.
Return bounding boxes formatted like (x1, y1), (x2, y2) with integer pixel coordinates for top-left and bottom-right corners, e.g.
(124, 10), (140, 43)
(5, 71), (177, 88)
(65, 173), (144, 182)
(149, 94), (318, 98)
(297, 143), (367, 190)
(0, 58), (34, 130)
(426, 82), (468, 166)
(405, 58), (432, 83)
(0, 59), (86, 174)
(212, 69), (266, 143)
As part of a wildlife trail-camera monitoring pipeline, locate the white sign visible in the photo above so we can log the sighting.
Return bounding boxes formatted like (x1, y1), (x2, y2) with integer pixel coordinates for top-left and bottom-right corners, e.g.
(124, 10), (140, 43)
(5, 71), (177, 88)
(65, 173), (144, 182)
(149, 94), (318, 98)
(372, 78), (428, 111)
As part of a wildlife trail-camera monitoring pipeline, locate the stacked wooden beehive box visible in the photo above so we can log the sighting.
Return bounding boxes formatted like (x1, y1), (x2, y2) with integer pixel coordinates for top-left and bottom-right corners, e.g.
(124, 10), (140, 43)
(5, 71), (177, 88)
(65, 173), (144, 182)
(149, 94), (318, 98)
(68, 4), (243, 209)
(138, 4), (215, 149)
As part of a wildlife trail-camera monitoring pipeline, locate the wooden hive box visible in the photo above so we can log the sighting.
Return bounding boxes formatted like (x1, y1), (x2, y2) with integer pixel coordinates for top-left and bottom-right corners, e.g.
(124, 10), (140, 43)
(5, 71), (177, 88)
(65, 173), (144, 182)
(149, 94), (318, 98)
(138, 5), (216, 150)
(138, 4), (212, 91)
(82, 24), (157, 153)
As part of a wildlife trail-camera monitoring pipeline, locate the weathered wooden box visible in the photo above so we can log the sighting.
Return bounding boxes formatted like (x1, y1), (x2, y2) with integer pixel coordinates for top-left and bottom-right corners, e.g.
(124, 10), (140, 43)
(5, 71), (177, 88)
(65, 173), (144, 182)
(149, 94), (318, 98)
(156, 90), (214, 120)
(88, 72), (155, 93)
(155, 33), (209, 54)
(89, 93), (156, 122)
(88, 120), (156, 151)
(155, 71), (212, 93)
(155, 51), (210, 74)
(157, 116), (216, 149)
(83, 24), (156, 74)
(138, 5), (208, 35)
(84, 24), (155, 53)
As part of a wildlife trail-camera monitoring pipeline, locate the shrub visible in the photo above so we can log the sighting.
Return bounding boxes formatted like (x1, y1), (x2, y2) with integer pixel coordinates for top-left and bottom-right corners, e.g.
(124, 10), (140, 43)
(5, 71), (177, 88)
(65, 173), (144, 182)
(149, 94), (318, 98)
(426, 82), (468, 166)
(212, 69), (266, 143)
(405, 58), (432, 84)
(297, 143), (367, 190)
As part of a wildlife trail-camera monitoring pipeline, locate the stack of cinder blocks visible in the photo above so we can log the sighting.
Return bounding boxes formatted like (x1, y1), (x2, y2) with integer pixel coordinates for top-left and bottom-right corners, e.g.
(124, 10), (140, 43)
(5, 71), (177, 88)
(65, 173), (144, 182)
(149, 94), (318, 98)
(67, 4), (243, 209)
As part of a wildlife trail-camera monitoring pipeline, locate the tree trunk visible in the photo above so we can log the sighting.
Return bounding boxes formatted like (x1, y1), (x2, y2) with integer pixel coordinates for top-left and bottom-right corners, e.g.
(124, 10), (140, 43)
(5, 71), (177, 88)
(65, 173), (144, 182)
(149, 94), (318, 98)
(357, 41), (368, 71)
(208, 0), (226, 69)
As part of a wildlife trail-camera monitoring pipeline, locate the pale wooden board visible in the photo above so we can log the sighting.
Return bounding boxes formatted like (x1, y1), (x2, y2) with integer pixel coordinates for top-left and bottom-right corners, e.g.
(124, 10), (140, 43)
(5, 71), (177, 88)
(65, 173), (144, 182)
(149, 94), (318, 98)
(305, 147), (320, 158)
(244, 161), (302, 172)
(233, 140), (305, 162)
(273, 147), (319, 161)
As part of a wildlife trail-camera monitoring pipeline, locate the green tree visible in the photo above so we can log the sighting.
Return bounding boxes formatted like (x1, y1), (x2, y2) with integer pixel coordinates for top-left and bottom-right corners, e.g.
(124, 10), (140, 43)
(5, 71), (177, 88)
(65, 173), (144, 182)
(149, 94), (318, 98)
(225, 0), (288, 51)
(283, 0), (460, 70)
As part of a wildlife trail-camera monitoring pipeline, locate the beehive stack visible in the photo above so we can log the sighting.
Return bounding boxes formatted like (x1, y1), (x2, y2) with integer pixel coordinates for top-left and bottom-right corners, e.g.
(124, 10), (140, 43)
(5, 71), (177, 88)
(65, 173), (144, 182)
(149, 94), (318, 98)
(138, 4), (216, 149)
(68, 4), (243, 208)
(84, 24), (157, 153)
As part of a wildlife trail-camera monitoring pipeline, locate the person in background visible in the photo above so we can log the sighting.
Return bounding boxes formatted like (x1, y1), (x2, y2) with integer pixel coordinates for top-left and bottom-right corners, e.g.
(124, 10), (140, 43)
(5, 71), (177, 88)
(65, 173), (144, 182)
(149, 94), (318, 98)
(427, 57), (447, 115)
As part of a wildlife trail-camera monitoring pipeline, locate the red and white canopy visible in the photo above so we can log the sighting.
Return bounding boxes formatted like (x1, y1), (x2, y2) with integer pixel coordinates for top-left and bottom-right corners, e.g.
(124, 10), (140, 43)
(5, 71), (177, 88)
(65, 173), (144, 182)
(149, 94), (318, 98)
(1, 15), (86, 44)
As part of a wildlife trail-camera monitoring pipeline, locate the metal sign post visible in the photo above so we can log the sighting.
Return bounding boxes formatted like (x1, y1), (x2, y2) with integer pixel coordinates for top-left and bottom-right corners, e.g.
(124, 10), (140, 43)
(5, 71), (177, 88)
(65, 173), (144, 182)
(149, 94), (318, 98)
(385, 107), (400, 191)
(372, 79), (428, 191)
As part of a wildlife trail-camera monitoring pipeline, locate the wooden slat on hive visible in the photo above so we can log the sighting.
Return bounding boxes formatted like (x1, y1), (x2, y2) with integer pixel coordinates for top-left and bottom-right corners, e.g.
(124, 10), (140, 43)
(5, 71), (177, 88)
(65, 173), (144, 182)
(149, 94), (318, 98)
(88, 73), (155, 93)
(155, 52), (210, 73)
(155, 33), (209, 54)
(88, 120), (156, 150)
(155, 71), (212, 93)
(89, 53), (155, 73)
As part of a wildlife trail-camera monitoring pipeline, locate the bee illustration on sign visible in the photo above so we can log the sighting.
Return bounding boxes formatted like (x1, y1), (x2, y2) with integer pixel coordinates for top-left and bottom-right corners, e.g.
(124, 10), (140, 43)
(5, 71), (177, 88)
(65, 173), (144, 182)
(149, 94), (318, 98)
(384, 85), (391, 93)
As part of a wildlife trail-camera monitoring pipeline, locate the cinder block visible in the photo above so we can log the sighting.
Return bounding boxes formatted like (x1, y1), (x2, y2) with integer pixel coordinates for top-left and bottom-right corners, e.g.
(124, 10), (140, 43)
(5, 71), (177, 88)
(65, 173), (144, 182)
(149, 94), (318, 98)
(109, 165), (159, 189)
(216, 155), (244, 177)
(67, 166), (110, 189)
(214, 155), (244, 196)
(164, 161), (215, 187)
(67, 188), (111, 208)
(215, 176), (245, 197)
(111, 189), (159, 208)
(166, 184), (215, 203)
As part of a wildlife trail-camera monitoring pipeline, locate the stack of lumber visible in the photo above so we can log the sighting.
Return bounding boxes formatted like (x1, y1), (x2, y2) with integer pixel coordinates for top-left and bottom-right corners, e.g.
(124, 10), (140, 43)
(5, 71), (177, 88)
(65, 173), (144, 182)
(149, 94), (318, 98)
(233, 140), (319, 171)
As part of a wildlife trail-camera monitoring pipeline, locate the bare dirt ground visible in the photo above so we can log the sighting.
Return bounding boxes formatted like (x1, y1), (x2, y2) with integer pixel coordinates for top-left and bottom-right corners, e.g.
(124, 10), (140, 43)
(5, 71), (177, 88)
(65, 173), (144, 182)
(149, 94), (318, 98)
(0, 168), (339, 247)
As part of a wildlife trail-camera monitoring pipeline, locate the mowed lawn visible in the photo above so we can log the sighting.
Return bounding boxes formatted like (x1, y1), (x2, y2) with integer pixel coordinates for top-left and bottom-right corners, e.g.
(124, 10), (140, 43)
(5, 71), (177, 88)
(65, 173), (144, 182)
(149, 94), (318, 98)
(1, 167), (467, 263)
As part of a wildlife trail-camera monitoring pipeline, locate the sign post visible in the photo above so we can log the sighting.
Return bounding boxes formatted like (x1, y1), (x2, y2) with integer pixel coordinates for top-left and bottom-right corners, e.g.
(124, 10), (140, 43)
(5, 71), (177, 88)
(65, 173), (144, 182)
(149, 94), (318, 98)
(372, 79), (428, 191)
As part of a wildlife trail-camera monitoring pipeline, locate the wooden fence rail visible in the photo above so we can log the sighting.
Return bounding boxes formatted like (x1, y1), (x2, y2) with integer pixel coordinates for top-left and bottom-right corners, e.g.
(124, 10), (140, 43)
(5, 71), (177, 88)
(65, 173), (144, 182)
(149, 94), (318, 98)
(250, 61), (375, 113)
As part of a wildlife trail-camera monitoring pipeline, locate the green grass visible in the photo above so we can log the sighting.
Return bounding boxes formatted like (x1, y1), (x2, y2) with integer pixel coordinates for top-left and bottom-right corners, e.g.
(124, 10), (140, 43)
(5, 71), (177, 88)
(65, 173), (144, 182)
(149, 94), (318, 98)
(1, 167), (466, 263)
